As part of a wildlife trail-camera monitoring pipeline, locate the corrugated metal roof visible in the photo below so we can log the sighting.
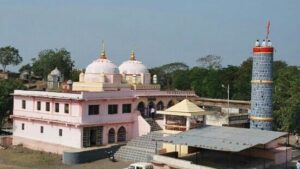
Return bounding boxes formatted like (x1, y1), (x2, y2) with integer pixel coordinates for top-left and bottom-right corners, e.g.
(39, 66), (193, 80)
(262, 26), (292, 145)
(159, 125), (287, 152)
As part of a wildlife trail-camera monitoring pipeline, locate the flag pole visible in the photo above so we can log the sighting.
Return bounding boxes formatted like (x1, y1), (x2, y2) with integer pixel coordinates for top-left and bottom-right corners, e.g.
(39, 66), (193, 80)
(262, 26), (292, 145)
(266, 20), (270, 41)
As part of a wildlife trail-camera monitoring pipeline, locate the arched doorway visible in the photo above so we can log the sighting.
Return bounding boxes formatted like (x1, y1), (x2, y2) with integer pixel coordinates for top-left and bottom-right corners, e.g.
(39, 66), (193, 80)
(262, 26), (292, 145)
(108, 128), (115, 144)
(167, 100), (175, 108)
(156, 101), (164, 110)
(137, 102), (145, 117)
(117, 126), (126, 142)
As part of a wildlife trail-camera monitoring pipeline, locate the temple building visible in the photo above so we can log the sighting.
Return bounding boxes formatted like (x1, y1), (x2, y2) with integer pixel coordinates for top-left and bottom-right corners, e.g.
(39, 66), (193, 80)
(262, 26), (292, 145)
(47, 67), (64, 90)
(11, 46), (197, 153)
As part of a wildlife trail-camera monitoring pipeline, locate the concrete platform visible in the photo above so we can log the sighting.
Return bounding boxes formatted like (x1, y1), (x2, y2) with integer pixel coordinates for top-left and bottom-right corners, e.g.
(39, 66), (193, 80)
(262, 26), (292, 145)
(63, 143), (125, 165)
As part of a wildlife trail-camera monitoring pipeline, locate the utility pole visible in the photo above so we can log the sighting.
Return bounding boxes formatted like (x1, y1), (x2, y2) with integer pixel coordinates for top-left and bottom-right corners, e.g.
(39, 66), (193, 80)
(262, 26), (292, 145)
(222, 84), (230, 116)
(227, 84), (230, 116)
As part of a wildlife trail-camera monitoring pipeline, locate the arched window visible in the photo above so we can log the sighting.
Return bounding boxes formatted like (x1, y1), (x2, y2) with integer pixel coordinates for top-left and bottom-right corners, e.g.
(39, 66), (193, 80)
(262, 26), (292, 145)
(167, 100), (174, 108)
(156, 101), (164, 110)
(108, 128), (115, 144)
(117, 126), (126, 142)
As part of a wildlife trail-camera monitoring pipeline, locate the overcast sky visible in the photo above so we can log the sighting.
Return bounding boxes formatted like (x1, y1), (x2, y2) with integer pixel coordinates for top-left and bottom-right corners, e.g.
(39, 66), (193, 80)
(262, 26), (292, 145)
(1, 0), (299, 71)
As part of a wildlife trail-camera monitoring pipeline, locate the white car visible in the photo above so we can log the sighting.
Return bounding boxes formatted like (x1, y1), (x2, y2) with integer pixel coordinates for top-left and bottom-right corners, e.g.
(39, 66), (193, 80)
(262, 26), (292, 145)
(124, 162), (153, 169)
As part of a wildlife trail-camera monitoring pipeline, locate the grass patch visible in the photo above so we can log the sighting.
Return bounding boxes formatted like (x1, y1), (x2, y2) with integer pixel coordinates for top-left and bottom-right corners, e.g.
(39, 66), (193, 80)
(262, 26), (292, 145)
(0, 145), (61, 168)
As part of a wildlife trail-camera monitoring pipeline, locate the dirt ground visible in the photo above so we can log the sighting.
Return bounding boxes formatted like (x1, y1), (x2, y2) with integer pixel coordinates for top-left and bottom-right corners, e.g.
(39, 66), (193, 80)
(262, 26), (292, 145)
(0, 135), (300, 169)
(0, 145), (131, 169)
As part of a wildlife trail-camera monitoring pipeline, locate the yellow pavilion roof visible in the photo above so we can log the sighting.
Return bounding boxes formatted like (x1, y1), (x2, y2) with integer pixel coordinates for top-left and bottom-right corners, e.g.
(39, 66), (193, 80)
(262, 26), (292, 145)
(157, 99), (213, 117)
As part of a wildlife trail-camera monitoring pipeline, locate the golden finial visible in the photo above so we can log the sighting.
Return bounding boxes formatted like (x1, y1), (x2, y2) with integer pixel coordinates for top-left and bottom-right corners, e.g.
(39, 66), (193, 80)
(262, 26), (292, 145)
(130, 50), (136, 61)
(100, 40), (107, 59)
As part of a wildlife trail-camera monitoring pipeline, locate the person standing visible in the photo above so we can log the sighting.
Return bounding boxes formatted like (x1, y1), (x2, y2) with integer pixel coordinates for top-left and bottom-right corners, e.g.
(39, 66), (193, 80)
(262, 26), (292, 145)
(296, 133), (299, 144)
(150, 107), (155, 119)
(296, 160), (300, 169)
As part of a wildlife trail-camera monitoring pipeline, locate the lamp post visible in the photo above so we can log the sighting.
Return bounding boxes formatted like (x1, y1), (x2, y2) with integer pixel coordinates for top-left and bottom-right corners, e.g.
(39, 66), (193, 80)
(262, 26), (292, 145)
(222, 84), (230, 116)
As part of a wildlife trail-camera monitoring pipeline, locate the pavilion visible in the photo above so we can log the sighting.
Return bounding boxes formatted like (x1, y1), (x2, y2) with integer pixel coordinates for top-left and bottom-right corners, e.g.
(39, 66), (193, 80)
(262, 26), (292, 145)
(152, 99), (292, 169)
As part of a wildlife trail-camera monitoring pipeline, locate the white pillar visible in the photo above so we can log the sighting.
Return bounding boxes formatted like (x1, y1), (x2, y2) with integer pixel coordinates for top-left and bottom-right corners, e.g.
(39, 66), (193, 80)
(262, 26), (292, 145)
(186, 117), (190, 131)
(163, 115), (166, 130)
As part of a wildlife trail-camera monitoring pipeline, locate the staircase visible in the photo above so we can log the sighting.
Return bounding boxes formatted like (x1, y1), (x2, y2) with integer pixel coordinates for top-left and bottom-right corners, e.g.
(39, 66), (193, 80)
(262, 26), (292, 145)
(114, 132), (164, 162)
(144, 118), (162, 131)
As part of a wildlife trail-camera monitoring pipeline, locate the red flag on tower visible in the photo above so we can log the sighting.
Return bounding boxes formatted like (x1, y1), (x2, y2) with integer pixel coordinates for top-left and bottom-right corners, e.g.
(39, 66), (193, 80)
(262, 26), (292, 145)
(266, 20), (271, 39)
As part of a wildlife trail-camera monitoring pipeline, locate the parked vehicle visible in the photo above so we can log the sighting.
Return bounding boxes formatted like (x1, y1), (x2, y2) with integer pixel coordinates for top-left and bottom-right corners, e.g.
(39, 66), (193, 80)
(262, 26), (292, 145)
(124, 162), (153, 169)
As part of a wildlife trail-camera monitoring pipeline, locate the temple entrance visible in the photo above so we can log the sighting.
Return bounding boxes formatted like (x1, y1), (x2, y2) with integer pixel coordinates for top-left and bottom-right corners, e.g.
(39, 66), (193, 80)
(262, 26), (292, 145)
(83, 126), (103, 147)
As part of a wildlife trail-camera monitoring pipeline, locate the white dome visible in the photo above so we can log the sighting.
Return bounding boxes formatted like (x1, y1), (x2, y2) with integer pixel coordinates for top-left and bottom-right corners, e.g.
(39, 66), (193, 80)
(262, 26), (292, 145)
(119, 60), (148, 74)
(85, 58), (119, 74)
(50, 67), (61, 76)
(119, 52), (148, 74)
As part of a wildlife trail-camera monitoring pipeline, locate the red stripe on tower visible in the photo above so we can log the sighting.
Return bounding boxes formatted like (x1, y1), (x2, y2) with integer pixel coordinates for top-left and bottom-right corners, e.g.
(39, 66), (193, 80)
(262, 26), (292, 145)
(253, 47), (273, 53)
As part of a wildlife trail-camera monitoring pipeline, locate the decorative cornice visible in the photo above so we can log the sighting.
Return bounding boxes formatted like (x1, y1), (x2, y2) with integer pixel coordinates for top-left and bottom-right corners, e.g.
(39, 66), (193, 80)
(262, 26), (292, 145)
(250, 116), (273, 121)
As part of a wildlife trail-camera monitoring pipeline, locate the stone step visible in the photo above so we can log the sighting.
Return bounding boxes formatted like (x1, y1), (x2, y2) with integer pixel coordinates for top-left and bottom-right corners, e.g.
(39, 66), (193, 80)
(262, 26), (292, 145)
(114, 132), (163, 162)
(144, 119), (162, 131)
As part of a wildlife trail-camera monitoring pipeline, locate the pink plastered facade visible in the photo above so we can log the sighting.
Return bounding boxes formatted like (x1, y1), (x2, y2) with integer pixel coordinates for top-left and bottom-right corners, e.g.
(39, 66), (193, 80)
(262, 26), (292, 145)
(12, 90), (197, 153)
(12, 53), (198, 153)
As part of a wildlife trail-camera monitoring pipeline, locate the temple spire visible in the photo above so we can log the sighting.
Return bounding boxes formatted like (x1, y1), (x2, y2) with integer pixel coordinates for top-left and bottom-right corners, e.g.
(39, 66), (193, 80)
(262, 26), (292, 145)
(100, 40), (107, 59)
(130, 50), (136, 61)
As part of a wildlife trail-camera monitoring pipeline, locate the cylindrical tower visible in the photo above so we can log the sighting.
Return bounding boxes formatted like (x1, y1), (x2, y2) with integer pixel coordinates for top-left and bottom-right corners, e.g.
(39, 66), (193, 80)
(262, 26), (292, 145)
(250, 41), (274, 130)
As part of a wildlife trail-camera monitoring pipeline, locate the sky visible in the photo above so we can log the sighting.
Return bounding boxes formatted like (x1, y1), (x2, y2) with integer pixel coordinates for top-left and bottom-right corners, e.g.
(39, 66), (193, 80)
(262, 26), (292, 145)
(0, 0), (300, 72)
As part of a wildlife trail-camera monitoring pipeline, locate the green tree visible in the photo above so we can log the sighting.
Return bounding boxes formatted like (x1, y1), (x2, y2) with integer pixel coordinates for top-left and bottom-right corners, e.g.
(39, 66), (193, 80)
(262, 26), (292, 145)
(0, 46), (22, 72)
(0, 79), (26, 128)
(71, 69), (81, 82)
(273, 66), (300, 132)
(149, 62), (189, 90)
(219, 65), (239, 99)
(19, 63), (32, 73)
(173, 70), (191, 90)
(189, 67), (207, 96)
(232, 58), (252, 100)
(32, 48), (74, 80)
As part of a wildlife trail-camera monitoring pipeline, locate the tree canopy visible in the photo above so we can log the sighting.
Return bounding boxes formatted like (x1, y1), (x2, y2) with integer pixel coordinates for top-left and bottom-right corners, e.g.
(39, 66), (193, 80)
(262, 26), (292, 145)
(31, 48), (74, 79)
(149, 62), (189, 90)
(0, 46), (22, 72)
(0, 79), (26, 128)
(19, 63), (32, 73)
(149, 58), (300, 133)
(273, 66), (300, 132)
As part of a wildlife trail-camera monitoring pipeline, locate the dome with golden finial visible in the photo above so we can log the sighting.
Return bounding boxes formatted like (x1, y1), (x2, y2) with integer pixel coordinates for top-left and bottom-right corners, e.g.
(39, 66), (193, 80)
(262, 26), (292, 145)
(84, 42), (119, 82)
(119, 51), (148, 74)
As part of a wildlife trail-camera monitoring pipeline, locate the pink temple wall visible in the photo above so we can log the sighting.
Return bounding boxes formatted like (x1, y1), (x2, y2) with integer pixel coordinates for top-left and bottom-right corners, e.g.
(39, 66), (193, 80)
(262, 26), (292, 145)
(12, 90), (196, 152)
(12, 93), (142, 150)
(13, 96), (82, 124)
(13, 119), (82, 148)
(81, 99), (136, 124)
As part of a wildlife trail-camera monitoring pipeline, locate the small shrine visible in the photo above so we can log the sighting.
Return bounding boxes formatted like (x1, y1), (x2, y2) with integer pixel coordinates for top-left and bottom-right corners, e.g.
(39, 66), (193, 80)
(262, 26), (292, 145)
(157, 99), (213, 132)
